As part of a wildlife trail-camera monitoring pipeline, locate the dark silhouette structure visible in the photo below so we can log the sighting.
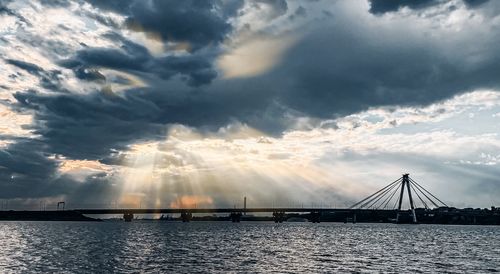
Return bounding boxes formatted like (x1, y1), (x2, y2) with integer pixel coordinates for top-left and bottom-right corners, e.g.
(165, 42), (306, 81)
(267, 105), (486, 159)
(1, 173), (499, 224)
(350, 174), (448, 223)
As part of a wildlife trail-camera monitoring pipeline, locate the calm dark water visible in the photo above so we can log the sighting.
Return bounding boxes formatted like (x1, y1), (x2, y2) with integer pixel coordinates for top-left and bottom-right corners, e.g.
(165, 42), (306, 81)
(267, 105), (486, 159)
(0, 221), (498, 273)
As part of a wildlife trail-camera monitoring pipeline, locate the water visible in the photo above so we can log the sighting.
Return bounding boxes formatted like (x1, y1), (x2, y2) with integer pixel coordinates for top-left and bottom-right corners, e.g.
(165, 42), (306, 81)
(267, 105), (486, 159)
(0, 221), (498, 273)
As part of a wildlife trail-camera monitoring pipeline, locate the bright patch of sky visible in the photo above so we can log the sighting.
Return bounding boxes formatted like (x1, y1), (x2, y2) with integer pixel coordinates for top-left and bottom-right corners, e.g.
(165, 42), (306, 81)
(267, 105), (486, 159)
(1, 0), (500, 209)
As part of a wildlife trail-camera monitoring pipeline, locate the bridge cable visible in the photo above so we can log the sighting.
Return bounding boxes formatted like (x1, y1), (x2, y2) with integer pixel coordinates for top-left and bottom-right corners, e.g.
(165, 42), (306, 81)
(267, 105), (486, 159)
(410, 178), (448, 207)
(408, 180), (439, 208)
(362, 180), (401, 209)
(367, 180), (402, 209)
(350, 177), (402, 209)
(360, 179), (401, 209)
(370, 180), (402, 209)
(409, 178), (448, 207)
(409, 181), (429, 209)
(381, 182), (402, 209)
(392, 192), (401, 210)
(350, 177), (403, 209)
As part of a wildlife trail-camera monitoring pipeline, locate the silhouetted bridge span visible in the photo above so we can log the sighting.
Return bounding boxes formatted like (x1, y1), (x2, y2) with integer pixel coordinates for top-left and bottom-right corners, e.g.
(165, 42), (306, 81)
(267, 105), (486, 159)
(75, 207), (366, 223)
(4, 174), (499, 224)
(76, 208), (351, 214)
(76, 173), (450, 223)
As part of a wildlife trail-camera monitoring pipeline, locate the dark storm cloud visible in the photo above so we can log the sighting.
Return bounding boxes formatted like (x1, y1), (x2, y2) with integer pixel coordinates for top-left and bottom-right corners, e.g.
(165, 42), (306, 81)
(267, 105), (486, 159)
(253, 15), (500, 119)
(61, 33), (151, 70)
(369, 0), (493, 14)
(11, 75), (283, 161)
(157, 55), (218, 86)
(74, 67), (106, 82)
(6, 59), (66, 92)
(124, 0), (236, 51)
(13, 90), (166, 160)
(0, 140), (69, 198)
(61, 37), (218, 87)
(84, 0), (131, 13)
(4, 0), (500, 205)
(463, 0), (490, 8)
(86, 0), (243, 51)
(66, 46), (146, 71)
(11, 0), (500, 136)
(368, 0), (441, 14)
(14, 0), (500, 163)
(0, 138), (118, 203)
(6, 59), (43, 74)
(39, 0), (71, 8)
(72, 0), (246, 87)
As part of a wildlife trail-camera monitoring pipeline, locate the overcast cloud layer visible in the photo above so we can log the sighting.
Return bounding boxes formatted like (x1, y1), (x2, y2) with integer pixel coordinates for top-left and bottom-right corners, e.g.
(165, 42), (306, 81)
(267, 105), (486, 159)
(1, 0), (500, 209)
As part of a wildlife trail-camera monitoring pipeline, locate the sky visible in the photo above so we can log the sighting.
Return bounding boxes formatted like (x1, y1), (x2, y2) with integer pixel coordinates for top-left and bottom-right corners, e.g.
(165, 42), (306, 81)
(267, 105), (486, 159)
(1, 0), (500, 209)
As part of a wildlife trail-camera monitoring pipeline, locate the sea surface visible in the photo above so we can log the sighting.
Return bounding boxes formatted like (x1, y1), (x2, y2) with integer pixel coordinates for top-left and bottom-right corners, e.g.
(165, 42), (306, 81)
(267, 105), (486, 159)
(0, 221), (498, 273)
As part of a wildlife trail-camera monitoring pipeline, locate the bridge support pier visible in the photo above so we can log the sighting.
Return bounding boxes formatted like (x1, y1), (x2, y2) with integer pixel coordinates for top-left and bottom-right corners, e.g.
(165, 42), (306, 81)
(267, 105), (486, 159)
(123, 213), (134, 222)
(230, 212), (242, 222)
(310, 211), (321, 223)
(180, 211), (192, 222)
(273, 211), (286, 223)
(344, 213), (356, 224)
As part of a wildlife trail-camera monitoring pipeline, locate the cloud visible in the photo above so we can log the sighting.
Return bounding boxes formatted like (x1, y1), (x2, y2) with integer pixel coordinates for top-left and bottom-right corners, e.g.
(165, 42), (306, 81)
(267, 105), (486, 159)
(250, 1), (500, 119)
(124, 0), (241, 51)
(85, 0), (244, 52)
(59, 37), (219, 87)
(58, 1), (240, 87)
(95, 91), (500, 208)
(6, 59), (66, 92)
(0, 104), (33, 140)
(8, 0), (500, 149)
(463, 0), (490, 8)
(368, 0), (441, 14)
(38, 0), (500, 135)
(0, 138), (119, 205)
(368, 0), (496, 14)
(252, 0), (288, 21)
(217, 34), (298, 78)
(13, 89), (167, 159)
(6, 59), (43, 74)
(2, 0), (500, 208)
(0, 139), (69, 199)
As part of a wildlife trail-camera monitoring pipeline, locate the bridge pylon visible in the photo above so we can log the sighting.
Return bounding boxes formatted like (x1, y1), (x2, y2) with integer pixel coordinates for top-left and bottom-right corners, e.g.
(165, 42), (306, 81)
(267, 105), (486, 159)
(396, 174), (417, 223)
(350, 173), (448, 224)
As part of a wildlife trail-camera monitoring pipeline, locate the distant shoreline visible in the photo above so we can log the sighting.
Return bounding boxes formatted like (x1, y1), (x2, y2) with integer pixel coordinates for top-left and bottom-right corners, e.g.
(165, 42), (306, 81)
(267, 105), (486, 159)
(1, 208), (499, 225)
(0, 210), (100, 221)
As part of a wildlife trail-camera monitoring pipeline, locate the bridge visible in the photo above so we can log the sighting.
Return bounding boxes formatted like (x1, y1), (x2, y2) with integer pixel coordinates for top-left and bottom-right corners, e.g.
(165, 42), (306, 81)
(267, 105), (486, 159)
(76, 207), (360, 223)
(71, 173), (448, 223)
(1, 174), (458, 223)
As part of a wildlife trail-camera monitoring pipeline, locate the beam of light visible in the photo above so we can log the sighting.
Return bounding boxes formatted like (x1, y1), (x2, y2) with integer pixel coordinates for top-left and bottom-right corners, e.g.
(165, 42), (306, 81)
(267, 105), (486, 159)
(217, 35), (298, 79)
(115, 124), (355, 209)
(98, 91), (500, 209)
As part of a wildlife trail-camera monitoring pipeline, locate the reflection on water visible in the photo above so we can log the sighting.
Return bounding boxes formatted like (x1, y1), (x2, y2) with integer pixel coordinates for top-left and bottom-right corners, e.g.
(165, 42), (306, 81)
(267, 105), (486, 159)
(0, 222), (499, 273)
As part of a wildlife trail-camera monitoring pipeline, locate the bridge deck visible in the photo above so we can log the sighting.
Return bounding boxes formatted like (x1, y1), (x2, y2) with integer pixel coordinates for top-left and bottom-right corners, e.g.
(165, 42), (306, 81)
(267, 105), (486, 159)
(72, 208), (395, 215)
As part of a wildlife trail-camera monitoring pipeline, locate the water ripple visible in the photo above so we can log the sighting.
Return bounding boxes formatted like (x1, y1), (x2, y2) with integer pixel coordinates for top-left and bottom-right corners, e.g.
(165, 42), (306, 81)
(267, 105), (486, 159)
(0, 222), (498, 273)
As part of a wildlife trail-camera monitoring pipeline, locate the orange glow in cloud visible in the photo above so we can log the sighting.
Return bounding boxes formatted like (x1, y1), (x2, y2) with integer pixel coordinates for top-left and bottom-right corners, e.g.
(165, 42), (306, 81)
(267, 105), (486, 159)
(120, 193), (145, 208)
(170, 195), (214, 209)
